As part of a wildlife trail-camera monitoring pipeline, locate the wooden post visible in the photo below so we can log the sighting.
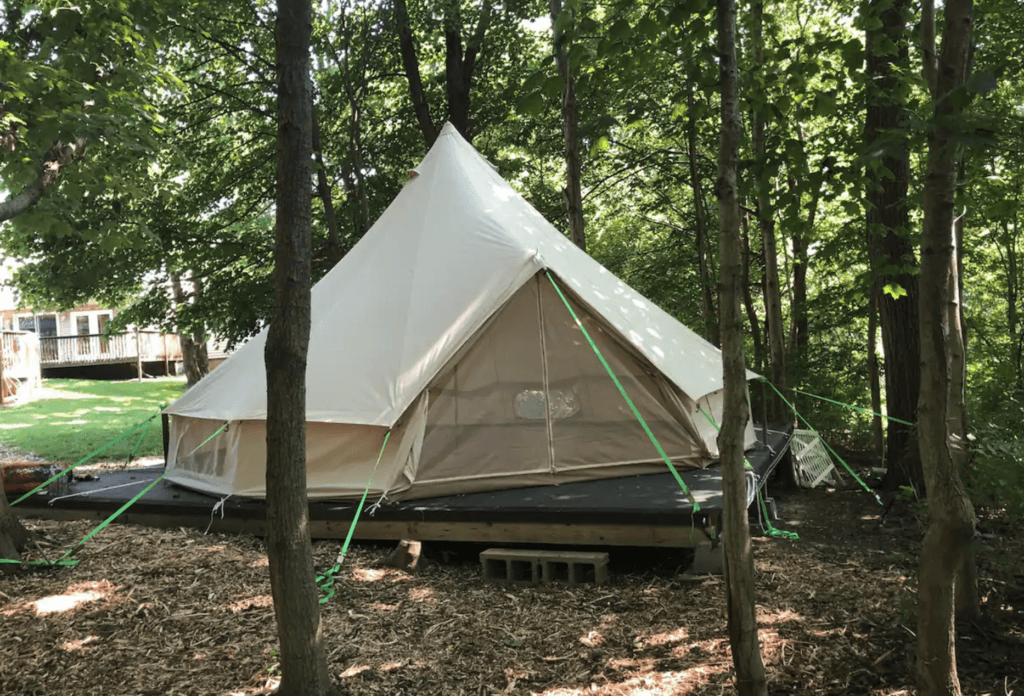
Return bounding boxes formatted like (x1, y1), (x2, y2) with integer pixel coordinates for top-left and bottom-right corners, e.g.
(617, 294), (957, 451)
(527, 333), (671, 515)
(135, 327), (143, 382)
(163, 334), (169, 376)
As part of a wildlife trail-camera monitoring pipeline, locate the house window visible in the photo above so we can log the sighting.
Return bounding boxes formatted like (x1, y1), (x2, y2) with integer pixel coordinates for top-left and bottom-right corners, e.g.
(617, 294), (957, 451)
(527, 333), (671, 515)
(17, 316), (35, 332)
(97, 313), (112, 353)
(76, 315), (91, 354)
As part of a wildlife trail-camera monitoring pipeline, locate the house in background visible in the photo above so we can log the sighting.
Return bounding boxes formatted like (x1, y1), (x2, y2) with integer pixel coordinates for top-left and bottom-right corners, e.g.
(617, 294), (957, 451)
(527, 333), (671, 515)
(0, 303), (230, 380)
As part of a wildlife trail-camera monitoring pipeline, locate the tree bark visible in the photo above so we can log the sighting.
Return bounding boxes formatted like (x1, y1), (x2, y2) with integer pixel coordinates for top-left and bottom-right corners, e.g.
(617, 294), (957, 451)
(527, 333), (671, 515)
(171, 272), (210, 388)
(916, 1), (977, 693)
(550, 0), (586, 252)
(268, 0), (334, 694)
(751, 2), (786, 421)
(717, 1), (768, 693)
(393, 0), (438, 147)
(868, 283), (885, 468)
(0, 488), (35, 575)
(864, 0), (923, 492)
(741, 212), (765, 375)
(311, 108), (344, 267)
(0, 139), (88, 223)
(689, 89), (718, 346)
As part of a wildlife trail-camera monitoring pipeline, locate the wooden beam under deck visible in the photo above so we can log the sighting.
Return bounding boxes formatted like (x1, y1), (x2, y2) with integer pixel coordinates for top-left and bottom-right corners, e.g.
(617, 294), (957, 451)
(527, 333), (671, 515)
(16, 507), (718, 549)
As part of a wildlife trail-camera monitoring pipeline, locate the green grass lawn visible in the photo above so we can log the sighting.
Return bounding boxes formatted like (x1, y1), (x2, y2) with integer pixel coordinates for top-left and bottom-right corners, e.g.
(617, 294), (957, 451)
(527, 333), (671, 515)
(0, 377), (187, 463)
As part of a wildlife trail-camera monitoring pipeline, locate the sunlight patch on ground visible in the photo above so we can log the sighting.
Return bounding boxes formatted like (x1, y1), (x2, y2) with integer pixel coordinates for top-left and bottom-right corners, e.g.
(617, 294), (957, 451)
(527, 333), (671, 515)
(340, 664), (372, 678)
(0, 422), (31, 429)
(352, 568), (387, 582)
(579, 630), (604, 647)
(61, 635), (100, 652)
(539, 661), (729, 695)
(29, 581), (120, 616)
(52, 419), (90, 426)
(408, 587), (436, 603)
(369, 602), (401, 611)
(93, 407), (122, 412)
(250, 556), (269, 568)
(226, 595), (273, 613)
(643, 627), (689, 646)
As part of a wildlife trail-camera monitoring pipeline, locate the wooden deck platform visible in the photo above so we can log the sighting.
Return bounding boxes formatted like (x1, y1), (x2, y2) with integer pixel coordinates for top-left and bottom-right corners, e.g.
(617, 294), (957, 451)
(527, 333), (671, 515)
(12, 426), (793, 550)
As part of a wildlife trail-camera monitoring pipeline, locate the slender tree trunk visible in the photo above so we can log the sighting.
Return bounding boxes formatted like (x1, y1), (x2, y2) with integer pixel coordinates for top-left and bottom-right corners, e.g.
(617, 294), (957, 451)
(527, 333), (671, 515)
(916, 1), (977, 693)
(751, 2), (786, 420)
(741, 212), (765, 375)
(864, 0), (923, 492)
(0, 139), (88, 223)
(550, 0), (586, 252)
(393, 0), (438, 147)
(689, 89), (718, 346)
(868, 283), (886, 468)
(189, 274), (210, 378)
(268, 1), (334, 694)
(171, 273), (209, 388)
(311, 109), (343, 266)
(717, 1), (767, 693)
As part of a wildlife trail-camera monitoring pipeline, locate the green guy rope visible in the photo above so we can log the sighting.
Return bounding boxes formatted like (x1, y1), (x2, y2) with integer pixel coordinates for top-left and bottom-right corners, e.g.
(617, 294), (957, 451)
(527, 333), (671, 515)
(10, 410), (163, 506)
(52, 466), (179, 564)
(791, 388), (916, 427)
(697, 406), (753, 471)
(696, 405), (797, 539)
(317, 430), (392, 605)
(125, 416), (155, 466)
(761, 378), (883, 506)
(2, 420), (229, 569)
(545, 272), (698, 510)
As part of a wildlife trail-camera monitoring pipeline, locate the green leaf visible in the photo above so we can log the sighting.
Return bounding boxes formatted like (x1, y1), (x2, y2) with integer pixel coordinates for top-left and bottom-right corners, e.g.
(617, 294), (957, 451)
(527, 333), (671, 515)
(609, 20), (632, 43)
(516, 91), (546, 117)
(589, 135), (610, 157)
(842, 200), (861, 217)
(543, 75), (563, 99)
(883, 283), (908, 300)
(813, 93), (836, 117)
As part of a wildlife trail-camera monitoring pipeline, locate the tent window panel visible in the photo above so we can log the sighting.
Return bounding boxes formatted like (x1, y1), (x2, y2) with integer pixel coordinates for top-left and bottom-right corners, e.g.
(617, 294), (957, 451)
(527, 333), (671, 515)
(540, 280), (704, 471)
(175, 418), (232, 479)
(418, 280), (550, 484)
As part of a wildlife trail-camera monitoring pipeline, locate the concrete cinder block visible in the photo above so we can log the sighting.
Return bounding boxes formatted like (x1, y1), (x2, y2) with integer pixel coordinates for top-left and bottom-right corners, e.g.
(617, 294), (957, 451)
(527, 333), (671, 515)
(690, 543), (723, 575)
(480, 548), (609, 586)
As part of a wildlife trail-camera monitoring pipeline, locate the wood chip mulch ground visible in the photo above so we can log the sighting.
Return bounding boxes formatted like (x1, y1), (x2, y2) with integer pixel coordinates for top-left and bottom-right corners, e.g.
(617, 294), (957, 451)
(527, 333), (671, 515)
(2, 480), (1022, 696)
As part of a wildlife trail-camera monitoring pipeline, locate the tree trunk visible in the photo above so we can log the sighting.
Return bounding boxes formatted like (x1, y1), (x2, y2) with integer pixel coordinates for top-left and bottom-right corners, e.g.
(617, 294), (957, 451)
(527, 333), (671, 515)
(0, 489), (34, 575)
(690, 89), (718, 346)
(916, 1), (977, 693)
(393, 0), (438, 147)
(741, 212), (765, 375)
(311, 108), (344, 267)
(550, 0), (586, 252)
(868, 283), (886, 468)
(0, 139), (88, 223)
(268, 0), (334, 694)
(190, 274), (210, 379)
(751, 2), (786, 420)
(864, 0), (923, 492)
(717, 1), (768, 693)
(170, 272), (209, 388)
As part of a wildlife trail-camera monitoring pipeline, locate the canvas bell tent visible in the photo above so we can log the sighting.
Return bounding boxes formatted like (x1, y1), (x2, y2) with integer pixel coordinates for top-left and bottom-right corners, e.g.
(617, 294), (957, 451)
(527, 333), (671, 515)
(162, 122), (757, 502)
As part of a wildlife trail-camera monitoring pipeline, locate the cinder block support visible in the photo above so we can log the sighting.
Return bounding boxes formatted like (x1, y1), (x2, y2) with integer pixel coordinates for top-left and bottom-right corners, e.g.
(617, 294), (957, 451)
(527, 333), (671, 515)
(690, 543), (724, 575)
(480, 548), (609, 586)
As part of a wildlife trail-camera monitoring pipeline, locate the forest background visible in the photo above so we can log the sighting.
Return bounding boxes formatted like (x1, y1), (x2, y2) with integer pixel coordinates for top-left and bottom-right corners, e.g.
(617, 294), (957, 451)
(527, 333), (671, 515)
(1, 0), (1022, 516)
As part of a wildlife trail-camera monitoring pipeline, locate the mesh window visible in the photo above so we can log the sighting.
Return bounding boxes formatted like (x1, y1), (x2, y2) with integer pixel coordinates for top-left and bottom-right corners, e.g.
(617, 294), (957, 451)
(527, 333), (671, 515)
(539, 278), (701, 471)
(417, 279), (550, 483)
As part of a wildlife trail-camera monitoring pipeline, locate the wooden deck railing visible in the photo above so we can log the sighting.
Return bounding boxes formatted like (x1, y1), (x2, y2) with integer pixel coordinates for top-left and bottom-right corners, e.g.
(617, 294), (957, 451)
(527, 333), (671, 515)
(39, 330), (183, 367)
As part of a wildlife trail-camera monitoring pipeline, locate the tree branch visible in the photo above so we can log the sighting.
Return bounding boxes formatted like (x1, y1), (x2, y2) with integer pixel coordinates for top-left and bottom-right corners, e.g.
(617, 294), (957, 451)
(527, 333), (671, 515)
(0, 139), (88, 223)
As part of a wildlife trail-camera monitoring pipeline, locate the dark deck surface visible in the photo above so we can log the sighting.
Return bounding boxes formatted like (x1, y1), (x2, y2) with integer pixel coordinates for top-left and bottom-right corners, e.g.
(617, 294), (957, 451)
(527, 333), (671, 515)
(13, 425), (793, 530)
